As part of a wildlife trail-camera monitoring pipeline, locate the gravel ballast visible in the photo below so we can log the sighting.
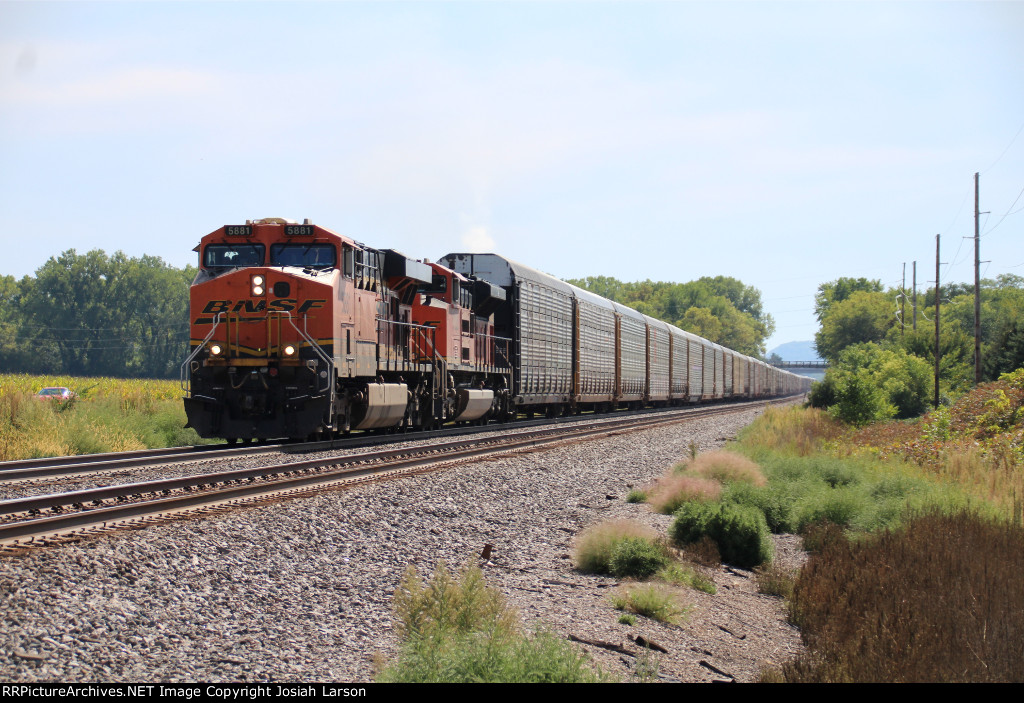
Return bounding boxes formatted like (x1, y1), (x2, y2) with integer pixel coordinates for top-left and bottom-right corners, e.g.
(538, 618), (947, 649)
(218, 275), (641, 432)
(0, 406), (804, 682)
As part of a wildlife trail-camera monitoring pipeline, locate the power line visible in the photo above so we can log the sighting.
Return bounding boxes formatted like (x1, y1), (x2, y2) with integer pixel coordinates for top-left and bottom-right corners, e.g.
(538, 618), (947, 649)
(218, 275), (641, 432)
(981, 117), (1024, 174)
(982, 182), (1024, 237)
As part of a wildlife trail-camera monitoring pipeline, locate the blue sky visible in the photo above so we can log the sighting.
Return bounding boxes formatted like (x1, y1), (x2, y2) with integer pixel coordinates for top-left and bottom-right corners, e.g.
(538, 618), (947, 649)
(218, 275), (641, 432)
(2, 1), (1022, 353)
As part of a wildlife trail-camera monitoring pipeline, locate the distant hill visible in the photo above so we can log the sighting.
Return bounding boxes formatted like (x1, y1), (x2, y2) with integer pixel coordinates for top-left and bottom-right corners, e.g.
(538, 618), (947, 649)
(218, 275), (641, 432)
(768, 340), (822, 362)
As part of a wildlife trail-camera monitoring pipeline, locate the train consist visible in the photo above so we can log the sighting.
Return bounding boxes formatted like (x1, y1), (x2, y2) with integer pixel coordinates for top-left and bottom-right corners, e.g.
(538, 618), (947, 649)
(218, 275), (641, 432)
(182, 218), (811, 442)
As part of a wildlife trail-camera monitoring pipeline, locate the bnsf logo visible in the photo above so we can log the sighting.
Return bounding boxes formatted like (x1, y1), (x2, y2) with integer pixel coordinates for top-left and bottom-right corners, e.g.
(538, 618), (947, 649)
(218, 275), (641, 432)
(200, 299), (326, 314)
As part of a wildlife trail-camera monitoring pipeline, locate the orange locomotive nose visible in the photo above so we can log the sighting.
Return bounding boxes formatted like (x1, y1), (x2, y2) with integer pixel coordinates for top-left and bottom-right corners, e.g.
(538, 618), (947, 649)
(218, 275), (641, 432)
(184, 220), (341, 440)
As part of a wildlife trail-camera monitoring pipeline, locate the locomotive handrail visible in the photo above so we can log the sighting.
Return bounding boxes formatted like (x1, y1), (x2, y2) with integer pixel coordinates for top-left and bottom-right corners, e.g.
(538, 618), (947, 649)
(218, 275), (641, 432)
(375, 317), (442, 362)
(280, 311), (333, 395)
(181, 313), (222, 395)
(473, 331), (513, 370)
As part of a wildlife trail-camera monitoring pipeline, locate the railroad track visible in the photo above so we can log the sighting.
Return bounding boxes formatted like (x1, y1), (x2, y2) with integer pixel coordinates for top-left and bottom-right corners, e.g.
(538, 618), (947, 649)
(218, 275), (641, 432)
(0, 398), (785, 486)
(0, 406), (682, 486)
(0, 398), (789, 552)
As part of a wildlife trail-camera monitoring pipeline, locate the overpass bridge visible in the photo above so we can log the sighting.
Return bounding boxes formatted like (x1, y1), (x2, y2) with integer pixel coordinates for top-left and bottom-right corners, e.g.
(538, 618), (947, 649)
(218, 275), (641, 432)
(770, 360), (828, 381)
(771, 360), (829, 370)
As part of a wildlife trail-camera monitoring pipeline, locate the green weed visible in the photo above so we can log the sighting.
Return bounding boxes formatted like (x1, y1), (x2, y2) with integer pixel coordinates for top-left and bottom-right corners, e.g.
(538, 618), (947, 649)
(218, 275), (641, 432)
(611, 584), (689, 624)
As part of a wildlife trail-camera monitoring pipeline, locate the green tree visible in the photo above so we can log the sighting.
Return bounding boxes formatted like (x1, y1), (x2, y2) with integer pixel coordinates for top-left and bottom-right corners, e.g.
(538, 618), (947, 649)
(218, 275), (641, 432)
(567, 275), (774, 356)
(814, 290), (895, 362)
(986, 322), (1024, 379)
(814, 277), (883, 322)
(18, 249), (193, 377)
(911, 276), (1024, 382)
(680, 307), (723, 342)
(818, 343), (932, 425)
(886, 321), (972, 396)
(0, 275), (35, 371)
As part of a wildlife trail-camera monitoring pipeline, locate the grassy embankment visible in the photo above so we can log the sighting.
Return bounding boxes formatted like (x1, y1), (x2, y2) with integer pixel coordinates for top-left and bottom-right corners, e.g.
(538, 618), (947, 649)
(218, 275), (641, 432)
(0, 373), (215, 461)
(568, 371), (1024, 682)
(735, 372), (1024, 682)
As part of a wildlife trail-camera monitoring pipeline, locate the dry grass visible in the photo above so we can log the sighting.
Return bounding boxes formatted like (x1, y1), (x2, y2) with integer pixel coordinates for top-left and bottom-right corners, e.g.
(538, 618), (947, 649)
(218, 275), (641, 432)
(647, 474), (722, 514)
(0, 373), (207, 461)
(775, 510), (1024, 682)
(610, 584), (690, 624)
(739, 405), (844, 456)
(685, 450), (767, 487)
(573, 520), (660, 574)
(843, 371), (1024, 523)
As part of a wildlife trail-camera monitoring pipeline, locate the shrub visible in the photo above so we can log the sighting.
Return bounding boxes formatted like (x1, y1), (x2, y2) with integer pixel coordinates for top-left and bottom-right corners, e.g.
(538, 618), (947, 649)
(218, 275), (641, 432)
(831, 369), (892, 426)
(670, 501), (773, 568)
(381, 563), (613, 683)
(688, 450), (767, 486)
(625, 488), (647, 503)
(821, 343), (933, 425)
(611, 584), (689, 624)
(391, 562), (517, 641)
(724, 482), (799, 534)
(379, 629), (613, 683)
(574, 520), (659, 575)
(608, 537), (670, 579)
(647, 474), (722, 514)
(807, 376), (836, 409)
(654, 563), (717, 594)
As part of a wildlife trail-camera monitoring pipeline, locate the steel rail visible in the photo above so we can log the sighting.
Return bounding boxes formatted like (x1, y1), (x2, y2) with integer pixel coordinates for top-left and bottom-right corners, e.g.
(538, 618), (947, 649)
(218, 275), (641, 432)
(0, 401), (772, 549)
(0, 396), (798, 485)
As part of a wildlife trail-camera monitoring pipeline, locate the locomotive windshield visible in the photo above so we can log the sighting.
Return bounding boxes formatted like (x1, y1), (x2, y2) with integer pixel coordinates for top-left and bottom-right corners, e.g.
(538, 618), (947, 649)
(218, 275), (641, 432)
(270, 243), (337, 269)
(203, 244), (265, 269)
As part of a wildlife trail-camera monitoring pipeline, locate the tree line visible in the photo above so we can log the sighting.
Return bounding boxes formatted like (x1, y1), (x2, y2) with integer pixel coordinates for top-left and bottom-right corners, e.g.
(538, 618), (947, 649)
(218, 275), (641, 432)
(566, 275), (776, 358)
(810, 274), (1024, 423)
(1, 251), (779, 380)
(0, 250), (196, 379)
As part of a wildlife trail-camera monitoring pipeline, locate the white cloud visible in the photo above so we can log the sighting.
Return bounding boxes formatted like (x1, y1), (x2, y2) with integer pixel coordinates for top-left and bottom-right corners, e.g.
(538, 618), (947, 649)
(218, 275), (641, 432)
(461, 225), (495, 252)
(11, 67), (217, 106)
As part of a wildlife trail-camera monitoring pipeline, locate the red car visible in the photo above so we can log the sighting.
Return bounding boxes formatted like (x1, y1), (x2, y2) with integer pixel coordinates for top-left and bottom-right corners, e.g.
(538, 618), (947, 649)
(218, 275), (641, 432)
(36, 387), (75, 402)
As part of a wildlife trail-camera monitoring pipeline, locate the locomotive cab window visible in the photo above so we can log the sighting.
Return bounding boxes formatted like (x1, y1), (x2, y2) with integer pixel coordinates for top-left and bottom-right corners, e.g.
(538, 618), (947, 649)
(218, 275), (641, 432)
(424, 274), (447, 296)
(343, 247), (355, 278)
(203, 244), (265, 269)
(353, 249), (381, 290)
(270, 243), (337, 269)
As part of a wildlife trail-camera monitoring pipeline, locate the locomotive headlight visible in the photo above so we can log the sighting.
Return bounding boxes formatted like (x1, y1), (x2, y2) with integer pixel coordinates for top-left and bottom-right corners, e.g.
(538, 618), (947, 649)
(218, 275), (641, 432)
(253, 275), (264, 286)
(283, 345), (296, 357)
(253, 285), (264, 296)
(210, 344), (222, 356)
(251, 275), (266, 297)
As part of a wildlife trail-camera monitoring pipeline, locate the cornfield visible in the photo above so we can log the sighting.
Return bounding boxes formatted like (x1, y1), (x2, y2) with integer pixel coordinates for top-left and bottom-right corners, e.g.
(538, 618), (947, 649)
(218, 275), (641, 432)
(0, 373), (208, 461)
(0, 373), (182, 402)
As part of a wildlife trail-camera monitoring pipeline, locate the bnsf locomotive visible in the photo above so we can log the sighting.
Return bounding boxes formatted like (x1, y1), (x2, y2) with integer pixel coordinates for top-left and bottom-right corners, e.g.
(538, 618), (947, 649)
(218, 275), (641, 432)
(183, 218), (810, 442)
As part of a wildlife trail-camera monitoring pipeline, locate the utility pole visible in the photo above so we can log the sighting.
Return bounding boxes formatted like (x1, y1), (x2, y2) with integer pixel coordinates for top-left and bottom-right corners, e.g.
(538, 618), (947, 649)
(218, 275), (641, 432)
(974, 172), (981, 384)
(935, 234), (941, 409)
(912, 261), (917, 331)
(901, 263), (906, 337)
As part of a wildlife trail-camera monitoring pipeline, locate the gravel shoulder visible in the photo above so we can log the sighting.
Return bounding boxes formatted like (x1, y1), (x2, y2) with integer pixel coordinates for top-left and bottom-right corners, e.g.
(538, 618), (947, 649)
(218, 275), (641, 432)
(0, 406), (804, 682)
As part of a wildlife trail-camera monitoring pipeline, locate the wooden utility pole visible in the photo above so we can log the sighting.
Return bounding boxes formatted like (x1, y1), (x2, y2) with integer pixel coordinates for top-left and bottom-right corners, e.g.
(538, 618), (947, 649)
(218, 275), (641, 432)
(935, 234), (941, 409)
(912, 261), (917, 331)
(901, 263), (906, 337)
(974, 172), (981, 384)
